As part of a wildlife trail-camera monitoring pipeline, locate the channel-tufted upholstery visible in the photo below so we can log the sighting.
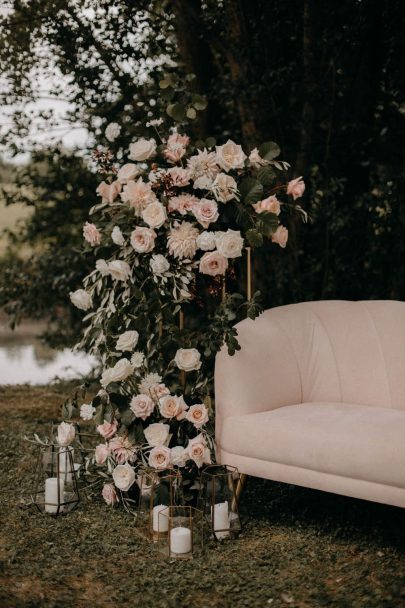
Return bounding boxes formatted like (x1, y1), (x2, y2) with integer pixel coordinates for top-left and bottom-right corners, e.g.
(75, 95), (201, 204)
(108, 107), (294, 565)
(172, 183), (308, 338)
(215, 301), (405, 508)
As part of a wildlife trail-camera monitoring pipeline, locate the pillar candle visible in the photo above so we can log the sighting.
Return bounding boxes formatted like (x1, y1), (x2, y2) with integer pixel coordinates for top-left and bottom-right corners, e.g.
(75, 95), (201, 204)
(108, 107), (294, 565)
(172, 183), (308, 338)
(45, 477), (64, 513)
(212, 501), (230, 539)
(152, 504), (168, 533)
(170, 526), (192, 555)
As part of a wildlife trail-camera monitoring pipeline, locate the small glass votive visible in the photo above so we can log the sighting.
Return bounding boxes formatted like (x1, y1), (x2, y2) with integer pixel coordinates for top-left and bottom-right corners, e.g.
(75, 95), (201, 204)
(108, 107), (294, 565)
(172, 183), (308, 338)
(32, 444), (80, 516)
(197, 464), (242, 541)
(157, 506), (204, 559)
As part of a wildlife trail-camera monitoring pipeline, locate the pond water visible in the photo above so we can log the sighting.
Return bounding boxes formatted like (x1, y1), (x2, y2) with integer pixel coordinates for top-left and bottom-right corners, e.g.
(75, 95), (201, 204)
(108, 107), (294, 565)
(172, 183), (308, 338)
(0, 316), (97, 385)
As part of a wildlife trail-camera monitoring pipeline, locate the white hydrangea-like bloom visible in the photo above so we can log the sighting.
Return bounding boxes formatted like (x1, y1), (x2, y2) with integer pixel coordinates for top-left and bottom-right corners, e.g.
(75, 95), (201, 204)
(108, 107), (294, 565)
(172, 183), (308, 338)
(167, 221), (199, 259)
(130, 351), (145, 368)
(105, 122), (121, 142)
(80, 403), (96, 421)
(196, 231), (216, 251)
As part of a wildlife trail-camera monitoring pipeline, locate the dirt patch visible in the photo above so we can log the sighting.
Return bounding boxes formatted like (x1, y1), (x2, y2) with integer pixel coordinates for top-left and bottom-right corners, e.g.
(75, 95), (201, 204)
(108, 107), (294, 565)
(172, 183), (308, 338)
(1, 383), (405, 607)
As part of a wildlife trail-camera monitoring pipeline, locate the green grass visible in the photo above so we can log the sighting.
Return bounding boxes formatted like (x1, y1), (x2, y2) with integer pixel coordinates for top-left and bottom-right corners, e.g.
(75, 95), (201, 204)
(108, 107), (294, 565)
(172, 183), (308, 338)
(1, 383), (404, 608)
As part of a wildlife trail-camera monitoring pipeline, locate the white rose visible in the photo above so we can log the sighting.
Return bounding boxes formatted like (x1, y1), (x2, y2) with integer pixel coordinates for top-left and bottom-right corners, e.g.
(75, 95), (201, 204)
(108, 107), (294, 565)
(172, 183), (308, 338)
(174, 348), (202, 372)
(193, 175), (214, 190)
(105, 122), (121, 142)
(111, 226), (125, 246)
(96, 259), (110, 276)
(70, 289), (92, 311)
(142, 201), (167, 229)
(144, 423), (170, 447)
(215, 229), (244, 259)
(170, 446), (188, 467)
(192, 198), (219, 228)
(128, 138), (156, 161)
(101, 358), (134, 387)
(130, 227), (156, 253)
(112, 463), (136, 491)
(57, 422), (76, 446)
(80, 403), (96, 421)
(196, 230), (216, 251)
(116, 330), (139, 352)
(150, 254), (170, 276)
(130, 394), (154, 420)
(215, 139), (246, 172)
(212, 173), (238, 203)
(148, 446), (172, 470)
(117, 163), (140, 184)
(108, 260), (132, 281)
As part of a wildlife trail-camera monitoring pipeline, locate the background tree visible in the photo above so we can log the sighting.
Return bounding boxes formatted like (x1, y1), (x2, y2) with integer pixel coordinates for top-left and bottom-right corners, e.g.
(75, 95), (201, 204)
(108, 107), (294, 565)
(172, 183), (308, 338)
(1, 0), (404, 345)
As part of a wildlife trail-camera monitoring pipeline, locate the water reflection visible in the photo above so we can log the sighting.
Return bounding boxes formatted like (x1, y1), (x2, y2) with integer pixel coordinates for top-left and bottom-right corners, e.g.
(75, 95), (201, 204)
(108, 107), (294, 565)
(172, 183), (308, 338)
(0, 317), (97, 385)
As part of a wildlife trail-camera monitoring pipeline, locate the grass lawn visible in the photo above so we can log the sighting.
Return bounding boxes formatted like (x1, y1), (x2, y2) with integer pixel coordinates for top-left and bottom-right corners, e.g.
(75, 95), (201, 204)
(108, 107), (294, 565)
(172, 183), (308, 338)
(0, 383), (404, 608)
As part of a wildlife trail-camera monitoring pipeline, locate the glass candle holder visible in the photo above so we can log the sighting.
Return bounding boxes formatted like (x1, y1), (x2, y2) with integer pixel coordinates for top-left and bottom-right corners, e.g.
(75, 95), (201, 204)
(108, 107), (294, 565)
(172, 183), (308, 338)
(133, 468), (184, 541)
(157, 506), (204, 559)
(197, 464), (242, 541)
(32, 443), (80, 516)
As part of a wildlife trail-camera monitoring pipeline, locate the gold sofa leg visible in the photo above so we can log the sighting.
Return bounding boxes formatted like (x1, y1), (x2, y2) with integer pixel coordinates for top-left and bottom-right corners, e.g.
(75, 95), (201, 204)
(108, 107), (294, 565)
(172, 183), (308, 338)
(233, 473), (247, 510)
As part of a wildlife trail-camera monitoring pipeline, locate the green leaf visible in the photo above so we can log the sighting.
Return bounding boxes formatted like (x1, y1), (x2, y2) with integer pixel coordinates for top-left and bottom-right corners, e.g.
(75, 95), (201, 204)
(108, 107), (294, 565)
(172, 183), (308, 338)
(166, 103), (186, 122)
(160, 87), (175, 101)
(256, 165), (277, 187)
(256, 212), (280, 237)
(205, 137), (216, 148)
(246, 229), (264, 247)
(239, 178), (263, 205)
(186, 107), (197, 120)
(191, 94), (207, 110)
(159, 79), (170, 89)
(259, 141), (281, 160)
(120, 409), (135, 426)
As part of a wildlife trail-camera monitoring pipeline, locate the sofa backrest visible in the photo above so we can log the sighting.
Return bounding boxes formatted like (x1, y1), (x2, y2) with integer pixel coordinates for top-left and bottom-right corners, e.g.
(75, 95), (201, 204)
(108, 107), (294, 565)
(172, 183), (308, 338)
(215, 300), (405, 420)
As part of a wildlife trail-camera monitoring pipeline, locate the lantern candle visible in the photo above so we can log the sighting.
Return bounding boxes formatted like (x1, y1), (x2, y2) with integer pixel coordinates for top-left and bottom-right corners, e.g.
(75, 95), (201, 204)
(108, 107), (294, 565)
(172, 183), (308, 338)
(59, 447), (74, 482)
(170, 526), (192, 555)
(45, 477), (64, 513)
(213, 501), (230, 539)
(153, 504), (169, 533)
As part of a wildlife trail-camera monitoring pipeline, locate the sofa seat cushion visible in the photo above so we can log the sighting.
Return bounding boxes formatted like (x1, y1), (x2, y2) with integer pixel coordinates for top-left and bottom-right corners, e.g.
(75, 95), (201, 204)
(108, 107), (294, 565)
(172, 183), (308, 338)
(220, 402), (405, 489)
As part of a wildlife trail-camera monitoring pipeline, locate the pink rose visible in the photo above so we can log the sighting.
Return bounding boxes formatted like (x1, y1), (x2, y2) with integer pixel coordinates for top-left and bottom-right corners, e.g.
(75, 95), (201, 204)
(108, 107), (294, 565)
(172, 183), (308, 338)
(287, 176), (305, 200)
(166, 167), (190, 187)
(148, 446), (172, 470)
(199, 251), (228, 277)
(97, 419), (118, 439)
(187, 434), (211, 468)
(253, 195), (281, 216)
(168, 194), (199, 216)
(96, 180), (122, 204)
(130, 227), (156, 253)
(95, 443), (110, 464)
(159, 394), (188, 420)
(193, 198), (219, 228)
(271, 225), (289, 248)
(109, 436), (137, 464)
(130, 394), (154, 420)
(149, 383), (170, 400)
(185, 404), (209, 428)
(102, 483), (119, 506)
(83, 222), (101, 246)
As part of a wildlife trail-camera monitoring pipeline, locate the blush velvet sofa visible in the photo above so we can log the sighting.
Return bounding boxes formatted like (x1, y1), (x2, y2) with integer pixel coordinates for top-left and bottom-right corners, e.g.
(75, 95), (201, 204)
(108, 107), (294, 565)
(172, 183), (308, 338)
(215, 300), (405, 508)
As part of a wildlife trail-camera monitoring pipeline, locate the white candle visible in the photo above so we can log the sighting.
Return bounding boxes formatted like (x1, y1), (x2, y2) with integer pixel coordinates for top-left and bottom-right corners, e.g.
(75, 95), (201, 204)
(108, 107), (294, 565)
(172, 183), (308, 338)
(170, 526), (192, 555)
(59, 447), (74, 482)
(45, 477), (64, 513)
(212, 501), (230, 539)
(152, 504), (168, 533)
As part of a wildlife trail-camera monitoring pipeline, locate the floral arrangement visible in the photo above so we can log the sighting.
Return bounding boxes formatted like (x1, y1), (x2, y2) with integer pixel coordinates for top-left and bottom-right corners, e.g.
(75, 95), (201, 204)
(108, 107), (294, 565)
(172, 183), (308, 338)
(66, 123), (306, 506)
